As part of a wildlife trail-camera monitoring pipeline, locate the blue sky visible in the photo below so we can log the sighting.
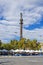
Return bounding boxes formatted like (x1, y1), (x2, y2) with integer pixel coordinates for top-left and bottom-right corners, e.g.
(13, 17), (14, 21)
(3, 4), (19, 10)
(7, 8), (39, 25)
(0, 0), (43, 43)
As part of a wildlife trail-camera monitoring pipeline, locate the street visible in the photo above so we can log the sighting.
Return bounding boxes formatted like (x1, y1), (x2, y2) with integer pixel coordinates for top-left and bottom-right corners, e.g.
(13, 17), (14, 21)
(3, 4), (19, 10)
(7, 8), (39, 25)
(0, 56), (43, 65)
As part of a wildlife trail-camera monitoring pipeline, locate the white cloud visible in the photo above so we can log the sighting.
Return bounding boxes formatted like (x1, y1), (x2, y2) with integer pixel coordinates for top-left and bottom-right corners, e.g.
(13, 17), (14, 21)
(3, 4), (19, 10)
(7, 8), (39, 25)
(23, 28), (43, 42)
(0, 0), (43, 42)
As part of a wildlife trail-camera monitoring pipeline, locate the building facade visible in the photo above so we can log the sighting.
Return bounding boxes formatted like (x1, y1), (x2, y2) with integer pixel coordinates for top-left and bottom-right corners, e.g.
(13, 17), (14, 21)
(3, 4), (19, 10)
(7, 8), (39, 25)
(40, 43), (43, 50)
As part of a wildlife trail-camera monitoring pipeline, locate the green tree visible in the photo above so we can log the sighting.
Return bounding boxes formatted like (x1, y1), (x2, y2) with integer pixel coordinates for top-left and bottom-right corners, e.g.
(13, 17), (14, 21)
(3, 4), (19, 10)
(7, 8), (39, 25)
(0, 40), (2, 49)
(10, 40), (18, 50)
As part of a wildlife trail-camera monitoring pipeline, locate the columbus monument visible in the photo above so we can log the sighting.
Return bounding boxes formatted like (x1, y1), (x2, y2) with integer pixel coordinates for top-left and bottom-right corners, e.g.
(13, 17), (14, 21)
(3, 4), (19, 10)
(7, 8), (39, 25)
(20, 13), (23, 40)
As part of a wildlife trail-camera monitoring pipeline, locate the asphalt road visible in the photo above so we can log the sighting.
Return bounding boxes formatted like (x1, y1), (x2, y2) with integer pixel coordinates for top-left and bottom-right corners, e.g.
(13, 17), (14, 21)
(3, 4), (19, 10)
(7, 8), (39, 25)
(0, 56), (43, 65)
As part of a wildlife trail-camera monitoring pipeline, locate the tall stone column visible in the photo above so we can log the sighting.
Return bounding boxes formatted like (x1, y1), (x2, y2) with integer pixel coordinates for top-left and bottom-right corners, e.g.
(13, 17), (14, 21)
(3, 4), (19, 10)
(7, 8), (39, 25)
(20, 13), (23, 40)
